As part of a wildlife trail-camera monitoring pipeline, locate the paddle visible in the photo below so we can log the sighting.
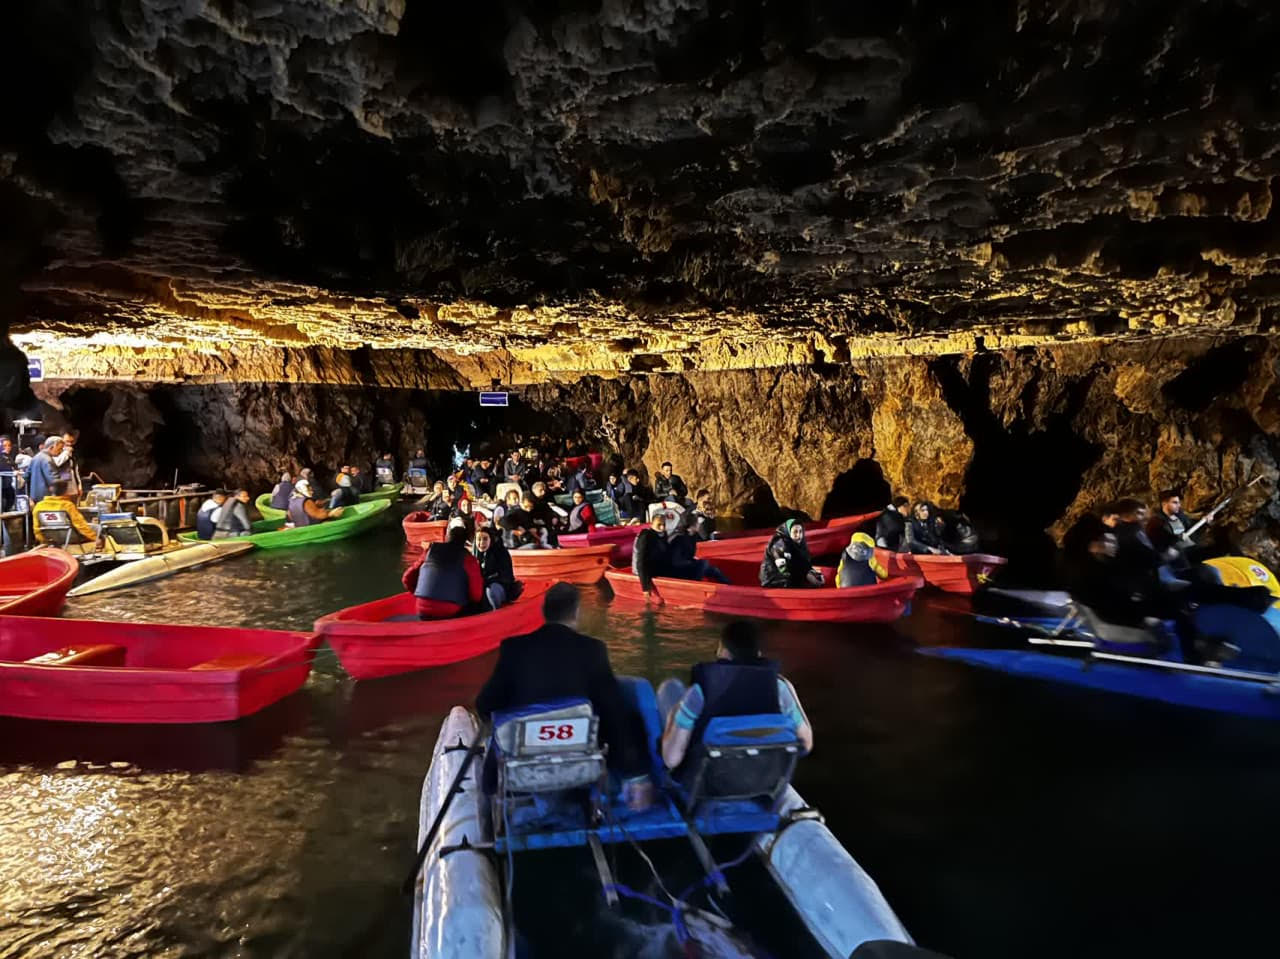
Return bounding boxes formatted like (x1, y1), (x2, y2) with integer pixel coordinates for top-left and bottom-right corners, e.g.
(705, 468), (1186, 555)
(1183, 475), (1265, 542)
(400, 722), (489, 895)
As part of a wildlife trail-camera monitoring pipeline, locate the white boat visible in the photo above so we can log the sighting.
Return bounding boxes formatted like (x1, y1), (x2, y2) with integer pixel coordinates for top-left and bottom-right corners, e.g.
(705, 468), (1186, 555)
(408, 679), (933, 959)
(67, 540), (255, 596)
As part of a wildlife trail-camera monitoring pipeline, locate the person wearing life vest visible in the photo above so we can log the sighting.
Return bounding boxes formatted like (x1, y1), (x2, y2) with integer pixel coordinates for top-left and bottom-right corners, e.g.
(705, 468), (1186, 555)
(195, 489), (228, 540)
(837, 532), (888, 588)
(875, 496), (909, 551)
(213, 489), (253, 538)
(566, 488), (597, 534)
(402, 521), (484, 620)
(288, 479), (341, 527)
(269, 471), (294, 511)
(658, 620), (812, 773)
(329, 473), (360, 509)
(759, 520), (824, 588)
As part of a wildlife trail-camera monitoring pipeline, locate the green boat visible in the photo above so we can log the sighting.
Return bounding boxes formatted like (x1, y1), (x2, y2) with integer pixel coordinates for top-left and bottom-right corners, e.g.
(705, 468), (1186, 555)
(182, 499), (391, 549)
(256, 484), (400, 522)
(552, 489), (618, 525)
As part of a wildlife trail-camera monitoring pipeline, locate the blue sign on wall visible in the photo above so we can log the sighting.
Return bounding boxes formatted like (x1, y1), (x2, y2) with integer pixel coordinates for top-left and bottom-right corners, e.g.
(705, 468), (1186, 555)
(27, 358), (43, 382)
(479, 391), (508, 407)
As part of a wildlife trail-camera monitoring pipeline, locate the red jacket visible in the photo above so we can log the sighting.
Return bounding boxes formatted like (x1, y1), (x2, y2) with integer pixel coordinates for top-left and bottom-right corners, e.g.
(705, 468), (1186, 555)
(403, 548), (484, 619)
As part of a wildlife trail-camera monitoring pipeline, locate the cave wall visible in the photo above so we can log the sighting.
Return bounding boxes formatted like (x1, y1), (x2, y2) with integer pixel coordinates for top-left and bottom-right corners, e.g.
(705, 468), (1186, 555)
(30, 334), (1280, 566)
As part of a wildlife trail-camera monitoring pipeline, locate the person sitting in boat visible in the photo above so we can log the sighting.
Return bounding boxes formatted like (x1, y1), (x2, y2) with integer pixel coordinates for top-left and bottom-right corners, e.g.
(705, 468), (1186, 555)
(875, 496), (910, 551)
(351, 464), (373, 495)
(632, 512), (674, 593)
(375, 452), (396, 485)
(429, 487), (455, 521)
(474, 527), (520, 610)
(760, 520), (824, 588)
(32, 480), (99, 546)
(940, 509), (980, 555)
(194, 489), (228, 540)
(289, 479), (343, 527)
(476, 582), (654, 811)
(328, 473), (360, 510)
(668, 511), (731, 584)
(269, 471), (294, 511)
(566, 488), (598, 534)
(213, 489), (253, 538)
(1147, 489), (1201, 568)
(620, 469), (654, 521)
(491, 487), (520, 528)
(690, 489), (716, 540)
(499, 495), (540, 550)
(471, 456), (496, 499)
(526, 486), (562, 544)
(657, 620), (812, 774)
(450, 495), (477, 539)
(837, 532), (888, 588)
(566, 462), (596, 497)
(604, 470), (626, 510)
(503, 449), (525, 485)
(409, 449), (428, 472)
(402, 520), (485, 620)
(903, 502), (949, 555)
(654, 461), (690, 506)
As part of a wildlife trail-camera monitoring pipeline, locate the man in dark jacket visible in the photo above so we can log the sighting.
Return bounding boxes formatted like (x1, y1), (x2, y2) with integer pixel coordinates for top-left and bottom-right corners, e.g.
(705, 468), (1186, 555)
(621, 469), (654, 521)
(875, 496), (909, 551)
(632, 512), (673, 592)
(476, 583), (654, 810)
(668, 510), (730, 583)
(654, 461), (690, 504)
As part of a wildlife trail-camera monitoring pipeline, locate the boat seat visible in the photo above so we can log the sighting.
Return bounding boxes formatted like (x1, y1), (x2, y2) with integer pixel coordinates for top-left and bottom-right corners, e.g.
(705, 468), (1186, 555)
(34, 509), (93, 547)
(26, 644), (127, 667)
(189, 653), (272, 671)
(491, 698), (605, 794)
(676, 713), (800, 813)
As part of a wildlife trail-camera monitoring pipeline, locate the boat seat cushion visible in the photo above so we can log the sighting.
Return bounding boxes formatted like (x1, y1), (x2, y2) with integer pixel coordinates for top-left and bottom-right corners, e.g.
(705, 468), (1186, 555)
(190, 653), (272, 671)
(678, 713), (799, 806)
(492, 699), (595, 756)
(26, 644), (127, 667)
(492, 699), (604, 794)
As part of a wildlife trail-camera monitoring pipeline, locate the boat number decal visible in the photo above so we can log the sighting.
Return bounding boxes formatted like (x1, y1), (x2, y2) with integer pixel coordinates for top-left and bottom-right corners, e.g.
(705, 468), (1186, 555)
(525, 718), (589, 747)
(1251, 565), (1269, 581)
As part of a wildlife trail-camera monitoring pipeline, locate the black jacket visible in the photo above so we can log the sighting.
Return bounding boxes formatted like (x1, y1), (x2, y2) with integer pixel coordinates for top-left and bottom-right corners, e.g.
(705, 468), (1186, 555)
(476, 540), (516, 588)
(759, 526), (813, 588)
(875, 509), (906, 551)
(476, 622), (646, 776)
(632, 527), (671, 590)
(655, 473), (688, 500)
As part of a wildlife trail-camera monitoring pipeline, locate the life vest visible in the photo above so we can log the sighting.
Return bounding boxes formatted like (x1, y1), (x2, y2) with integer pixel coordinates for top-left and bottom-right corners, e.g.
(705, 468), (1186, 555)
(568, 502), (593, 532)
(195, 499), (219, 540)
(687, 659), (780, 748)
(414, 545), (468, 606)
(288, 496), (314, 527)
(215, 500), (249, 535)
(331, 485), (359, 509)
(837, 551), (880, 588)
(270, 481), (293, 510)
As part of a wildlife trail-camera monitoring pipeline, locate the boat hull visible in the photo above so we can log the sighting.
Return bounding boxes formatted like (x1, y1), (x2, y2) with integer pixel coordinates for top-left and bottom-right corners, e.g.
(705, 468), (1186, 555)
(509, 544), (614, 584)
(403, 511), (449, 548)
(67, 541), (254, 597)
(180, 499), (391, 549)
(874, 550), (1007, 594)
(0, 616), (317, 723)
(924, 647), (1280, 719)
(559, 524), (643, 562)
(316, 581), (551, 680)
(695, 512), (881, 561)
(605, 567), (921, 622)
(0, 549), (79, 616)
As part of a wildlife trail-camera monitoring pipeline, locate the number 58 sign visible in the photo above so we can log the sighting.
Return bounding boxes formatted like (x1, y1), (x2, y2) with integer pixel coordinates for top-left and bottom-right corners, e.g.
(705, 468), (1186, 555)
(523, 717), (590, 748)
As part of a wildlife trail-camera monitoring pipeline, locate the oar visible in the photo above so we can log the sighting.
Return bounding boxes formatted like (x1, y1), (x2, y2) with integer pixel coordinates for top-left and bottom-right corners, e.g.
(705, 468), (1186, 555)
(400, 722), (489, 895)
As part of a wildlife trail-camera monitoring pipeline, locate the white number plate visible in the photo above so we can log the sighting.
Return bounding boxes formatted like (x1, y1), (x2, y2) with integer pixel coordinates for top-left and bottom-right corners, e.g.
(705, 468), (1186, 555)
(523, 717), (590, 747)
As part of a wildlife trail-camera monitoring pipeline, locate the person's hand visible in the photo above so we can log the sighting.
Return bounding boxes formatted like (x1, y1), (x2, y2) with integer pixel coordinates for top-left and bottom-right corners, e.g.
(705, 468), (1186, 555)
(622, 776), (655, 812)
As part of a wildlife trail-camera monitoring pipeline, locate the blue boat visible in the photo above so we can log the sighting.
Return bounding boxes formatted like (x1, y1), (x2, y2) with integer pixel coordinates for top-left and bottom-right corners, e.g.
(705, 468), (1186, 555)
(408, 677), (932, 959)
(927, 582), (1280, 720)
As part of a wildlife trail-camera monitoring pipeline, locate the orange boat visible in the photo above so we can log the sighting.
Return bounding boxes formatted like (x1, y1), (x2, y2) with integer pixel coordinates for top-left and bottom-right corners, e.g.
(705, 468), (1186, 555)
(695, 512), (881, 561)
(509, 544), (615, 585)
(403, 511), (449, 548)
(0, 549), (80, 617)
(873, 550), (1007, 594)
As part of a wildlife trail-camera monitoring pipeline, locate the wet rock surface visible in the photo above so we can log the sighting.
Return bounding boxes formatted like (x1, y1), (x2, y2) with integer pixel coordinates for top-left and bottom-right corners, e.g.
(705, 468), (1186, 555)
(5, 1), (1280, 374)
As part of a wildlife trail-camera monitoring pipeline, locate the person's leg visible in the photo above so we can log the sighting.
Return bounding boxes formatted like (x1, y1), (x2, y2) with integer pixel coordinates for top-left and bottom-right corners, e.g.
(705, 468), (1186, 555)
(486, 582), (507, 610)
(655, 678), (687, 728)
(700, 560), (731, 584)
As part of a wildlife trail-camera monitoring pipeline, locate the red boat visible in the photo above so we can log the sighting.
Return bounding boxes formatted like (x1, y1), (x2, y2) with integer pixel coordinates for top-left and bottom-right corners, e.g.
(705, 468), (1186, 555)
(0, 549), (80, 617)
(403, 511), (449, 548)
(564, 453), (604, 473)
(560, 524), (644, 563)
(316, 581), (551, 680)
(874, 550), (1007, 594)
(604, 561), (922, 623)
(0, 616), (318, 723)
(695, 512), (881, 561)
(510, 544), (615, 584)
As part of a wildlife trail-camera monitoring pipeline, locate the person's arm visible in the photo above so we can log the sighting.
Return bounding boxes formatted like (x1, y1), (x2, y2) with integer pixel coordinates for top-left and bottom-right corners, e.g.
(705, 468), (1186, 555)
(582, 504), (596, 531)
(403, 554), (425, 593)
(632, 531), (653, 591)
(464, 554), (484, 603)
(660, 684), (702, 769)
(777, 677), (813, 753)
(475, 645), (511, 719)
(305, 499), (332, 520)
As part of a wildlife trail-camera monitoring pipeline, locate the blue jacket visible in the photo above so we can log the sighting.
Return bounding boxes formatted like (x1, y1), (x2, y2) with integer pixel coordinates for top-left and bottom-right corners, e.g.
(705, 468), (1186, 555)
(26, 451), (57, 504)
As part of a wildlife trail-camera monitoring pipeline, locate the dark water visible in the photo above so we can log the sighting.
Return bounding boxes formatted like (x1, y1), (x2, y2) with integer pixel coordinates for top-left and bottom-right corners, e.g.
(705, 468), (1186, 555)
(3, 514), (1280, 958)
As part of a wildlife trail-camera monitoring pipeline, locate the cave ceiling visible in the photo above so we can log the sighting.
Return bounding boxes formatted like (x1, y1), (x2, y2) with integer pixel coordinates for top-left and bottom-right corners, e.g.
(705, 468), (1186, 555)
(3, 0), (1280, 384)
